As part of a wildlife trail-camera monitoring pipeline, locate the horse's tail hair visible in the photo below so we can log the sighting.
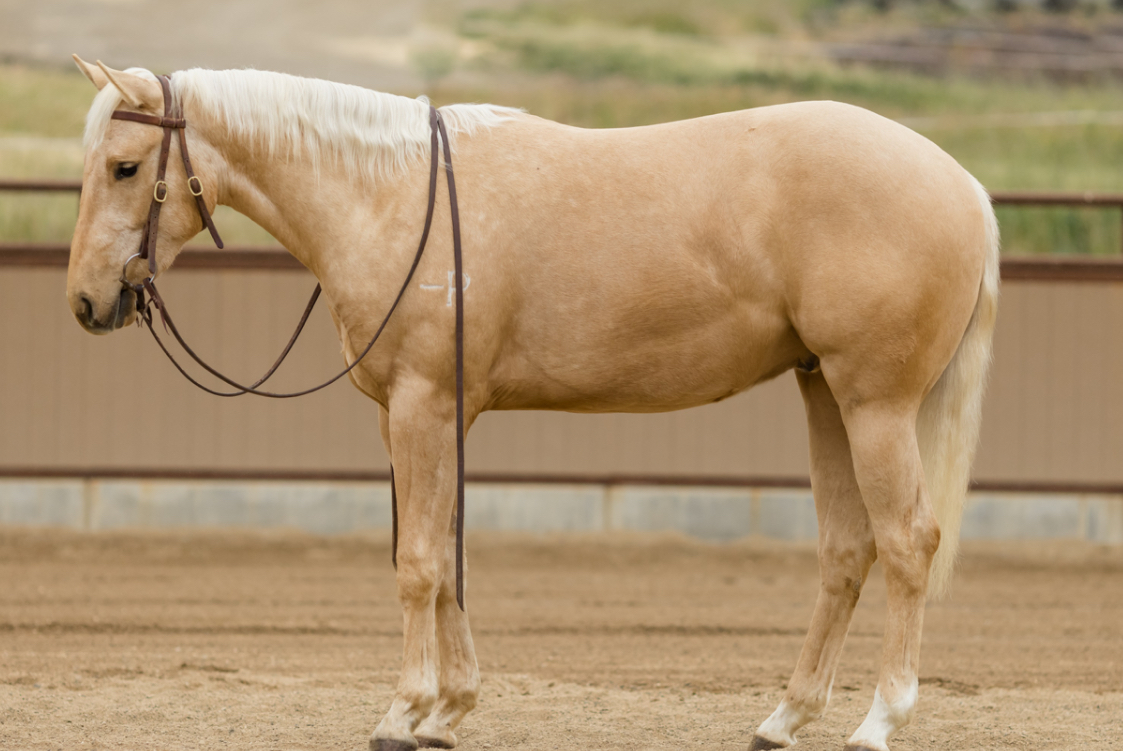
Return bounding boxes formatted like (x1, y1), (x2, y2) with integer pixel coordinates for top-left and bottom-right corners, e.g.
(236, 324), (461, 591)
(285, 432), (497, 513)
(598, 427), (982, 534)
(917, 174), (1000, 599)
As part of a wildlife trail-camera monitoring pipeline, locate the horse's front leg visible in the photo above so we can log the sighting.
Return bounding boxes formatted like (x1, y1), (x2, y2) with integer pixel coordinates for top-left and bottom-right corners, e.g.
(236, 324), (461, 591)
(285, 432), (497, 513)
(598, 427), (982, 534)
(371, 389), (463, 751)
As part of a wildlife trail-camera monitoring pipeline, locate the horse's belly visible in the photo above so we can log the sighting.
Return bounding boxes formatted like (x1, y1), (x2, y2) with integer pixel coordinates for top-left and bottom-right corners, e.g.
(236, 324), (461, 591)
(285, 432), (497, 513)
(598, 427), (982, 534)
(488, 305), (805, 413)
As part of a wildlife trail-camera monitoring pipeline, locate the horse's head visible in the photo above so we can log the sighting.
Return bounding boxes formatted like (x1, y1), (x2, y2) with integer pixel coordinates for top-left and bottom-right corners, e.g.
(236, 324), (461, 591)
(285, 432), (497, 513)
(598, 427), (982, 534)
(68, 56), (220, 334)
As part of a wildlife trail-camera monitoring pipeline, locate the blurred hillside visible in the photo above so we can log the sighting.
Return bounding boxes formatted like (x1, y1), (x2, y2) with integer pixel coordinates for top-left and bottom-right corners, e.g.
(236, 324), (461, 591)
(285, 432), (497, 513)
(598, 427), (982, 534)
(4, 0), (1123, 254)
(457, 0), (1123, 84)
(7, 0), (1123, 92)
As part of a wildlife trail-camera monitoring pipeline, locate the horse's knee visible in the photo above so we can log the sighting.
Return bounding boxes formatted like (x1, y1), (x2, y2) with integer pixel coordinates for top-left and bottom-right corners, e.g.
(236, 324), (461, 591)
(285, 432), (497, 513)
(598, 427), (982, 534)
(396, 548), (444, 606)
(435, 557), (461, 603)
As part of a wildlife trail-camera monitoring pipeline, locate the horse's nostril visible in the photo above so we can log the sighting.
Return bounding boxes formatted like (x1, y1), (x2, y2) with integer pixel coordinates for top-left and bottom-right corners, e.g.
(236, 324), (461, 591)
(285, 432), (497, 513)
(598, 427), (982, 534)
(79, 295), (95, 326)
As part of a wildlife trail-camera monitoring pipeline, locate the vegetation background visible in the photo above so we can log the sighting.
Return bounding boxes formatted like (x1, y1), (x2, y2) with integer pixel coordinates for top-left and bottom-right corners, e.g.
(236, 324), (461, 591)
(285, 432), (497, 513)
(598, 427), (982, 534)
(3, 0), (1123, 255)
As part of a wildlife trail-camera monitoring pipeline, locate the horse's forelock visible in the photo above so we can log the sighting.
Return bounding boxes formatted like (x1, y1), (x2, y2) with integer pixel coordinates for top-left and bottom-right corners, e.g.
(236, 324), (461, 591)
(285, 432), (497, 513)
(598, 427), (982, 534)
(83, 67), (161, 150)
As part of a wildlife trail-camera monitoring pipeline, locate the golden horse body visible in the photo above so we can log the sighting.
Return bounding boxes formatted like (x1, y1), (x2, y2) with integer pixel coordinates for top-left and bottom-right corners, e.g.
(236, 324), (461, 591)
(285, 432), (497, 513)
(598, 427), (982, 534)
(66, 58), (998, 751)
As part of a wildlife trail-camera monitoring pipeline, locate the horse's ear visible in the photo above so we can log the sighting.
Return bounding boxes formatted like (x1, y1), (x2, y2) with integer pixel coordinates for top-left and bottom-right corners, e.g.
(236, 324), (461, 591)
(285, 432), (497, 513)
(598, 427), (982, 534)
(73, 54), (108, 90)
(94, 60), (162, 111)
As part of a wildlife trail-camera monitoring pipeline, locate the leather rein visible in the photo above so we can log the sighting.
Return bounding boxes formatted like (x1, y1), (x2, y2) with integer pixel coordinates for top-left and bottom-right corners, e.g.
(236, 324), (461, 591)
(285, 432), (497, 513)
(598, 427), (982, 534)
(113, 75), (468, 609)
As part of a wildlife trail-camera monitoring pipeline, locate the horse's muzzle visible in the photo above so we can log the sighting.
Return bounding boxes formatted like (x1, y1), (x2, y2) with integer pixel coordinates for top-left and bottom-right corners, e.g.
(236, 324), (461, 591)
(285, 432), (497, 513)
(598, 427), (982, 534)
(75, 287), (136, 334)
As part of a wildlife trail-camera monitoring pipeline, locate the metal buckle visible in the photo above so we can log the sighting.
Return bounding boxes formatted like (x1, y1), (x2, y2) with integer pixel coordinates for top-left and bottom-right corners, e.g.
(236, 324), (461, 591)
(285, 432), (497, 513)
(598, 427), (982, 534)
(187, 176), (204, 197)
(153, 180), (168, 203)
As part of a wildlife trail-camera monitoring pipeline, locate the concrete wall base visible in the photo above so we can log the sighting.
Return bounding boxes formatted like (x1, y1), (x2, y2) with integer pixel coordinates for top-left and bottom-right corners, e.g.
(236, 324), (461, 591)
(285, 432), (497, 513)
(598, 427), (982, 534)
(0, 479), (1120, 544)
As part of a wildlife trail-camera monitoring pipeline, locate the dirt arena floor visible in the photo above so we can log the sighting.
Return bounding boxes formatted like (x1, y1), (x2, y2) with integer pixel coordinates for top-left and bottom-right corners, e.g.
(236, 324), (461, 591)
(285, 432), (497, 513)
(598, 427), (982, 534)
(1, 528), (1120, 751)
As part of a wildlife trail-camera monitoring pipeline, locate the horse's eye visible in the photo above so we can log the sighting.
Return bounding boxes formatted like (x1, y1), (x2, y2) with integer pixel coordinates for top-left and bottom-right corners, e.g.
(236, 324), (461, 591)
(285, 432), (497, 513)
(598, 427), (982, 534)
(114, 163), (139, 180)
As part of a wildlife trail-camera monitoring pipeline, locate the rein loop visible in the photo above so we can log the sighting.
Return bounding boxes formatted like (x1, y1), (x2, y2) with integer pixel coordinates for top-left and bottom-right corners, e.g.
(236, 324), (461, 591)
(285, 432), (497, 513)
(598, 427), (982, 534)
(112, 81), (468, 609)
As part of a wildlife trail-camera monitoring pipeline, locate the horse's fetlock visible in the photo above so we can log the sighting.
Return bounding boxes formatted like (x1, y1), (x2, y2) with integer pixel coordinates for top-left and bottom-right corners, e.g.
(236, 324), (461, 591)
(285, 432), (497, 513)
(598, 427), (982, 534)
(454, 688), (479, 714)
(790, 682), (831, 716)
(401, 687), (439, 718)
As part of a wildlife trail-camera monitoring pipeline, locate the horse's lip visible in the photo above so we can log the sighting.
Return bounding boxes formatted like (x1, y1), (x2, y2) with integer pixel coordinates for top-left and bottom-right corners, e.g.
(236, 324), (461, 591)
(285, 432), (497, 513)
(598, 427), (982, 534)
(76, 314), (115, 335)
(113, 286), (137, 329)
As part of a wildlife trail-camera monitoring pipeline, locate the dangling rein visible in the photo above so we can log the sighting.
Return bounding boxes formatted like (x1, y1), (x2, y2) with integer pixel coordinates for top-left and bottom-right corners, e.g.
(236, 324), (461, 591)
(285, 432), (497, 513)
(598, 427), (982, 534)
(114, 75), (468, 610)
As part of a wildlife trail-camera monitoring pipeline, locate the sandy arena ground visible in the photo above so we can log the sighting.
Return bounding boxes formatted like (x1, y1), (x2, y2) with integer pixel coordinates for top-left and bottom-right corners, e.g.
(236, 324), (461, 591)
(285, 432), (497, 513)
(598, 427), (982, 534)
(0, 528), (1121, 750)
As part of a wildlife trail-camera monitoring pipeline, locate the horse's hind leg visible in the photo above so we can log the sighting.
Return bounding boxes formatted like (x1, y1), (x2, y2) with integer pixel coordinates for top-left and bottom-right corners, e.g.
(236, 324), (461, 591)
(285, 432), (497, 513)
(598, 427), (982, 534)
(752, 369), (877, 750)
(834, 398), (938, 751)
(412, 516), (481, 748)
(371, 391), (466, 751)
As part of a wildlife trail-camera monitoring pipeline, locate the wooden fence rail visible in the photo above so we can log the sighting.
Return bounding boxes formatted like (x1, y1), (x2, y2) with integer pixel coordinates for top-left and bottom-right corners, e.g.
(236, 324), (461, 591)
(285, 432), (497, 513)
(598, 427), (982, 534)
(4, 180), (1123, 279)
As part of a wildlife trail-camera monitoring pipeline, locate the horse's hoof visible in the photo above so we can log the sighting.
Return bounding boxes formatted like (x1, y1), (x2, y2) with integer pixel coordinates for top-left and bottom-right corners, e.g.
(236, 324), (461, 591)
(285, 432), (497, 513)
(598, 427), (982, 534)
(370, 739), (419, 751)
(750, 736), (787, 750)
(417, 737), (456, 749)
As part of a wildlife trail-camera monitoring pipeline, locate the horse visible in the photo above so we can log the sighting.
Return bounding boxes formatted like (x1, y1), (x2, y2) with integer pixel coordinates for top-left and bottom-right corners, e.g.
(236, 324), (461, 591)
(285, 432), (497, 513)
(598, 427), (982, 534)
(66, 57), (999, 751)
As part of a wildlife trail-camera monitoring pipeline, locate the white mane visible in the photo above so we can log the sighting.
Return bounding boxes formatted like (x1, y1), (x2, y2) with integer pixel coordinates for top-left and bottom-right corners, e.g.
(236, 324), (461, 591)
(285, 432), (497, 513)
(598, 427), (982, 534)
(84, 68), (521, 182)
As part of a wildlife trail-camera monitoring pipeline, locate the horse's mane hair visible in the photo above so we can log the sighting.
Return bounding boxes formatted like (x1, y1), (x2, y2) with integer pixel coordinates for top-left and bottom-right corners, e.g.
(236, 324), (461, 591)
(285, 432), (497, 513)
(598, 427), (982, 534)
(84, 68), (521, 182)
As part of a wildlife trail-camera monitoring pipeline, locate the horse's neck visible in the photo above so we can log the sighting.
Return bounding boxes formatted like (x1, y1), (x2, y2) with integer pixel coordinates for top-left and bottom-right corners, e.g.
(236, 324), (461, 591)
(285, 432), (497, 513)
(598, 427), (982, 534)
(201, 117), (416, 278)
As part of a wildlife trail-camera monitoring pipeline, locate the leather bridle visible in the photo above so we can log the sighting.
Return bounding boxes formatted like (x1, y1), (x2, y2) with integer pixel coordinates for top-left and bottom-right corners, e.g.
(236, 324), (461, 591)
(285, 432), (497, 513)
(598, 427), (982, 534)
(115, 75), (223, 296)
(111, 75), (468, 609)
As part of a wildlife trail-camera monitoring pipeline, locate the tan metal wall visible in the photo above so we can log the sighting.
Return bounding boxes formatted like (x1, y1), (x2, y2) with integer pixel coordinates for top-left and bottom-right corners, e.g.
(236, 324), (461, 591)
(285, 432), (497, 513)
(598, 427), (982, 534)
(1, 266), (1120, 485)
(976, 281), (1123, 485)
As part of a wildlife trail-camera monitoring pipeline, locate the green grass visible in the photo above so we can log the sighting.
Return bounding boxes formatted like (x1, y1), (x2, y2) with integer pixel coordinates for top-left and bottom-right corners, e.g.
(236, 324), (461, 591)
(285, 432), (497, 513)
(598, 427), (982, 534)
(0, 65), (91, 138)
(0, 193), (79, 244)
(0, 64), (276, 246)
(6, 2), (1123, 258)
(0, 190), (276, 246)
(923, 123), (1123, 256)
(446, 0), (1123, 255)
(995, 206), (1120, 257)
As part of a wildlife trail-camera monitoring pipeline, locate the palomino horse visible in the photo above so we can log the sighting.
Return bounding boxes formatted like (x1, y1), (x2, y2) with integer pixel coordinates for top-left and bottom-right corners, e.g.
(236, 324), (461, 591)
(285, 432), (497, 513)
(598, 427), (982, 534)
(66, 58), (998, 751)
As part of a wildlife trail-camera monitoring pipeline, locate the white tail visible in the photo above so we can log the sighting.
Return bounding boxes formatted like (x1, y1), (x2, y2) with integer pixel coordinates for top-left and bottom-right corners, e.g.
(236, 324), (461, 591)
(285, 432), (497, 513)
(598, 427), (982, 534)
(917, 175), (1000, 599)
